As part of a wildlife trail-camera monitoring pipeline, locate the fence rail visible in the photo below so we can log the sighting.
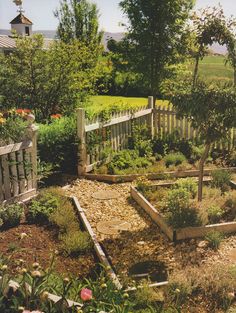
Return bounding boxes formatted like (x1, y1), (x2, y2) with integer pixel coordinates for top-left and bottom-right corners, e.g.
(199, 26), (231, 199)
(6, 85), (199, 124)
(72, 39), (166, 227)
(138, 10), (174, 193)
(0, 124), (38, 204)
(77, 97), (236, 174)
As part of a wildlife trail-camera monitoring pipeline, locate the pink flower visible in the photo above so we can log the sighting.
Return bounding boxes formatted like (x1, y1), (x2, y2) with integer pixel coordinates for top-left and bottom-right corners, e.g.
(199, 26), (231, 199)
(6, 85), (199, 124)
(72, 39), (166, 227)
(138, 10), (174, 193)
(80, 288), (92, 301)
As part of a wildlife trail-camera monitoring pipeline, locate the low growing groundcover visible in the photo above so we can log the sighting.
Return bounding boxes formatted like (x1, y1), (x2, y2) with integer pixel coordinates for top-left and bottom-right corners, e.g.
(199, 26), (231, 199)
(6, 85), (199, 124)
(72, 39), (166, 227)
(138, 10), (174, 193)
(0, 187), (96, 278)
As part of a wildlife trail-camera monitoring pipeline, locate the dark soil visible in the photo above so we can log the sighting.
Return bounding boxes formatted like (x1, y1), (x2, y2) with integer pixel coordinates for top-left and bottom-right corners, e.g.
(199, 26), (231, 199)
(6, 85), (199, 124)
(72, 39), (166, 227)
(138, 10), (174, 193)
(0, 222), (97, 278)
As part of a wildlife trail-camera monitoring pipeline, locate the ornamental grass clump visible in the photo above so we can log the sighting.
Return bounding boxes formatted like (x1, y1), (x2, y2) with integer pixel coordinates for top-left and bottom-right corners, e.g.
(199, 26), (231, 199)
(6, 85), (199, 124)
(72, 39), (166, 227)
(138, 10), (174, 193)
(164, 153), (186, 168)
(211, 169), (232, 193)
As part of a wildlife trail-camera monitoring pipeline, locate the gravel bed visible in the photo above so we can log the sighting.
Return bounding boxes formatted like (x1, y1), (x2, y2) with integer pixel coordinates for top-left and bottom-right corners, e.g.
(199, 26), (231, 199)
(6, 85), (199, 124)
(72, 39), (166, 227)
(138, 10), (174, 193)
(66, 179), (236, 281)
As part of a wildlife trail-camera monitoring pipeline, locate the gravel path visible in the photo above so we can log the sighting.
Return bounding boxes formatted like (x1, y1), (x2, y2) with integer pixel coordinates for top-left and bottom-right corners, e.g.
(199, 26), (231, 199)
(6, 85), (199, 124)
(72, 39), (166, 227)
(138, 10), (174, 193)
(66, 179), (236, 281)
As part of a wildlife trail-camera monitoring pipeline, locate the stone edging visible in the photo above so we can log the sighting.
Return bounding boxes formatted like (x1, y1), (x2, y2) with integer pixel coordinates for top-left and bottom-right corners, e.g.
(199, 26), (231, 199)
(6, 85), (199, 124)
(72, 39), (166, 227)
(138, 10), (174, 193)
(84, 167), (236, 183)
(131, 180), (236, 241)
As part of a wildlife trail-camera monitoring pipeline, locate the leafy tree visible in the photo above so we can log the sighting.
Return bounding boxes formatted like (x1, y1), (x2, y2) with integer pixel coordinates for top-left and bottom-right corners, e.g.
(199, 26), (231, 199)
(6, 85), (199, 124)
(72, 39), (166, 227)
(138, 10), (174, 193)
(171, 81), (236, 201)
(55, 0), (103, 47)
(190, 6), (236, 87)
(119, 0), (195, 104)
(0, 34), (99, 120)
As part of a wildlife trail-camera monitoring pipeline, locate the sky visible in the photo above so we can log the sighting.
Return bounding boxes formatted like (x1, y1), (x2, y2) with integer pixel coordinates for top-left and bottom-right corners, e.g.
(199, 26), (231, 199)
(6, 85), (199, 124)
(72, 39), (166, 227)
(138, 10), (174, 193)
(0, 0), (235, 32)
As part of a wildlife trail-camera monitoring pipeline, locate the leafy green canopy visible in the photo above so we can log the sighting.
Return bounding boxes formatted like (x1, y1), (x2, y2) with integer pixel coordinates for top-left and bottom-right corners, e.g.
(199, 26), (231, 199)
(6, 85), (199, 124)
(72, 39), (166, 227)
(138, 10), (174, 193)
(0, 35), (99, 120)
(55, 0), (103, 47)
(171, 82), (236, 144)
(119, 0), (195, 101)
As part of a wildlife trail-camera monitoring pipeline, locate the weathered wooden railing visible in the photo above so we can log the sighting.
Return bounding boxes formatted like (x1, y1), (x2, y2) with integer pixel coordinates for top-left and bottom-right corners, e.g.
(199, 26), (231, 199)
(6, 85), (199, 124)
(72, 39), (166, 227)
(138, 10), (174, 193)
(77, 97), (236, 175)
(0, 119), (38, 204)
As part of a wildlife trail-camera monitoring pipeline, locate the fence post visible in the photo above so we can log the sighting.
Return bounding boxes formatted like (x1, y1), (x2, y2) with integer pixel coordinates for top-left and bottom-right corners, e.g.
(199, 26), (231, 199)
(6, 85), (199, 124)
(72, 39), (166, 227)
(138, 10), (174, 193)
(26, 114), (38, 191)
(148, 96), (154, 139)
(77, 108), (87, 176)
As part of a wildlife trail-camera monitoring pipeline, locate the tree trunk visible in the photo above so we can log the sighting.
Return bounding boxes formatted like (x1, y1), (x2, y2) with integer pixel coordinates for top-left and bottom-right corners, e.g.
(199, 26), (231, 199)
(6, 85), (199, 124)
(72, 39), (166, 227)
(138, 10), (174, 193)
(198, 143), (211, 202)
(193, 55), (200, 89)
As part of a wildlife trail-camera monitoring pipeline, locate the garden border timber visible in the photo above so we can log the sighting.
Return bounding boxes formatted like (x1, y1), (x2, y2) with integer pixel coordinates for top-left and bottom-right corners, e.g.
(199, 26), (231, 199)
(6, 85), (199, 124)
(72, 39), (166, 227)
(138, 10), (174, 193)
(72, 196), (169, 290)
(84, 167), (236, 183)
(131, 180), (236, 241)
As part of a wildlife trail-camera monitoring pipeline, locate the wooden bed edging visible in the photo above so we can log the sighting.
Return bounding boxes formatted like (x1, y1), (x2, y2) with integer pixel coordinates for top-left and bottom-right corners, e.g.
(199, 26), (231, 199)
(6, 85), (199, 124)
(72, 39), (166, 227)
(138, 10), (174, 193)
(72, 196), (123, 290)
(84, 167), (236, 183)
(131, 184), (236, 241)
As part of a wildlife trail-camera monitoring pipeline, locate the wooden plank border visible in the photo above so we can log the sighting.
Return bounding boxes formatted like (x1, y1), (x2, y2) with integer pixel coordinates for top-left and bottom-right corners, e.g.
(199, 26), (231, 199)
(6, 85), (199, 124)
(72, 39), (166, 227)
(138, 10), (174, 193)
(0, 140), (32, 156)
(72, 196), (123, 289)
(84, 167), (236, 183)
(131, 181), (236, 241)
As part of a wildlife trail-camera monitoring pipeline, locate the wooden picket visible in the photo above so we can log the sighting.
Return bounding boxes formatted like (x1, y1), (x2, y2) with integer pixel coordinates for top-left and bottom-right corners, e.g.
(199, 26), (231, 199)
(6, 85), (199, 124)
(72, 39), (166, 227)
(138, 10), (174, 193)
(77, 97), (235, 174)
(0, 124), (38, 204)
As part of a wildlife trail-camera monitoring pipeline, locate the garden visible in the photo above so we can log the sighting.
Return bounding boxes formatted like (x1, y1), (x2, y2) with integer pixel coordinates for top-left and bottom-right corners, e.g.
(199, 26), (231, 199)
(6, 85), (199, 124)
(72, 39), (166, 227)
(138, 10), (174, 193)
(0, 0), (236, 312)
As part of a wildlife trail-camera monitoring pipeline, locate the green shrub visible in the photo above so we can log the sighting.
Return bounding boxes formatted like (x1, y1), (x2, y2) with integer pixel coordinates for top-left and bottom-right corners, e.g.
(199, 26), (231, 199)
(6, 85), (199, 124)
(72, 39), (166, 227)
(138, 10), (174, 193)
(207, 205), (224, 224)
(128, 124), (153, 158)
(26, 187), (66, 224)
(205, 231), (224, 250)
(38, 116), (78, 174)
(50, 200), (79, 234)
(107, 150), (152, 174)
(0, 204), (23, 228)
(164, 153), (186, 168)
(60, 230), (92, 256)
(222, 190), (236, 221)
(174, 178), (197, 198)
(211, 169), (232, 192)
(166, 188), (201, 228)
(190, 145), (205, 162)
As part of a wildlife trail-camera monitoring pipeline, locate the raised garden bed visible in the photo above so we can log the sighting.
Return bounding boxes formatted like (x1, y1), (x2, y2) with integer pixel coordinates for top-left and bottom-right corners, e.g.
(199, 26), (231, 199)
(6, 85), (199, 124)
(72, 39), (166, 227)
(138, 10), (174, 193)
(85, 166), (236, 183)
(0, 189), (97, 278)
(131, 178), (236, 241)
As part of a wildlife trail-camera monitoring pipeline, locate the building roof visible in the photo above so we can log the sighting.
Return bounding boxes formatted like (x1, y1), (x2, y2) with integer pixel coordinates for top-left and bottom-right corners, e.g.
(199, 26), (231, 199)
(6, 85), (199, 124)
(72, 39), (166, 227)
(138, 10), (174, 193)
(0, 35), (16, 49)
(10, 13), (33, 25)
(0, 35), (55, 50)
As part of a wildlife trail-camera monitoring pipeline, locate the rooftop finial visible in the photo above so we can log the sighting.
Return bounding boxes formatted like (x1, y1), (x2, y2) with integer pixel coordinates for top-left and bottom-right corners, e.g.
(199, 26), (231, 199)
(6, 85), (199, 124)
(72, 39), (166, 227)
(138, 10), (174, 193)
(13, 0), (24, 13)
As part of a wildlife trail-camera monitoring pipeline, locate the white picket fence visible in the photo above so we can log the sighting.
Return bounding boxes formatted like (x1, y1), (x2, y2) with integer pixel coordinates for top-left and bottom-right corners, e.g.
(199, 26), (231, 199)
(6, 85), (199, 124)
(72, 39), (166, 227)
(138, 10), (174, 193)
(77, 96), (236, 174)
(0, 124), (38, 204)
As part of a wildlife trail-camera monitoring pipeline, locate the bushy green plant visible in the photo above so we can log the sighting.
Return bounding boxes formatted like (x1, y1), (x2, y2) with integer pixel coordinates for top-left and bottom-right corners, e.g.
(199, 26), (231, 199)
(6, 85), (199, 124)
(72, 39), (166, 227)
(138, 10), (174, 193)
(128, 124), (153, 158)
(164, 153), (186, 168)
(190, 145), (205, 162)
(60, 230), (92, 256)
(0, 204), (23, 228)
(26, 187), (66, 224)
(50, 200), (79, 234)
(205, 230), (224, 250)
(211, 169), (232, 192)
(207, 205), (224, 224)
(107, 150), (152, 174)
(223, 190), (236, 221)
(174, 178), (197, 198)
(38, 116), (78, 174)
(166, 188), (201, 228)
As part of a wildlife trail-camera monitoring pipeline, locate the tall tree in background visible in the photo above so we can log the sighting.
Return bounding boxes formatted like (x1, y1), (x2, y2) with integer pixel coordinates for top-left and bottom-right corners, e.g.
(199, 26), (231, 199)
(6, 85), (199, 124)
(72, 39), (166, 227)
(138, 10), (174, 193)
(55, 0), (103, 47)
(119, 0), (195, 104)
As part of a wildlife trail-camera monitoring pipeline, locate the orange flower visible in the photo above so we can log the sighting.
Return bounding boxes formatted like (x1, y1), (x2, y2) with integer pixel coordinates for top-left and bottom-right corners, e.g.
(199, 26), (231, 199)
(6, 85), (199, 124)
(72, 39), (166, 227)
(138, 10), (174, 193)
(51, 114), (62, 119)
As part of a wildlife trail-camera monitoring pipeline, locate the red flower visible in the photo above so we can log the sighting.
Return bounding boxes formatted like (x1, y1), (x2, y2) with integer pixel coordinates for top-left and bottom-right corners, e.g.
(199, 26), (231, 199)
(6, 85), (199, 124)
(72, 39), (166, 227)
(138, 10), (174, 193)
(80, 288), (92, 301)
(51, 114), (62, 119)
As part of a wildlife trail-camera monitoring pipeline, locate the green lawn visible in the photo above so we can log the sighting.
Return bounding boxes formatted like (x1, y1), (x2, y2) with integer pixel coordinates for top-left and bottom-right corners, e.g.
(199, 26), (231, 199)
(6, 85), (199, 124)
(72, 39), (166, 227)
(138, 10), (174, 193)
(86, 95), (169, 115)
(189, 55), (234, 82)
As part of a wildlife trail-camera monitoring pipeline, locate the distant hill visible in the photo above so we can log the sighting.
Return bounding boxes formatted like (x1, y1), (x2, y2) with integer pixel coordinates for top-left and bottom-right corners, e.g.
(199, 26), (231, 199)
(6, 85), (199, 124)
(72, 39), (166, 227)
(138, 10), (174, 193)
(0, 29), (227, 55)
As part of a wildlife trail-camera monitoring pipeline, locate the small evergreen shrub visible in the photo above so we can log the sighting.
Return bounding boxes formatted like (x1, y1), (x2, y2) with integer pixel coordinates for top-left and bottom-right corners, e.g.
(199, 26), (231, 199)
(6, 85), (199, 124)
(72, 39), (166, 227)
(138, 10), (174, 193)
(60, 230), (92, 256)
(211, 169), (232, 192)
(223, 190), (236, 221)
(164, 153), (186, 168)
(207, 205), (224, 224)
(0, 204), (23, 228)
(50, 200), (79, 234)
(205, 231), (224, 250)
(166, 188), (201, 228)
(174, 178), (197, 198)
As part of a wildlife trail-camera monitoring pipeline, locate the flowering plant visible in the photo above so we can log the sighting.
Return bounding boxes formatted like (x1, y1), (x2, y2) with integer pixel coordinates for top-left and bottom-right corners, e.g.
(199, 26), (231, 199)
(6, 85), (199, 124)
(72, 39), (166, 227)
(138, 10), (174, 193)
(0, 108), (32, 146)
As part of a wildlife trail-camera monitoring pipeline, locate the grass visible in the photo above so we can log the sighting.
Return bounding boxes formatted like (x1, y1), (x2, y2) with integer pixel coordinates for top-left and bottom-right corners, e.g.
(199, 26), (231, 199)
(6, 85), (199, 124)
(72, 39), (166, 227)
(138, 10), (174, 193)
(85, 95), (170, 115)
(189, 55), (234, 83)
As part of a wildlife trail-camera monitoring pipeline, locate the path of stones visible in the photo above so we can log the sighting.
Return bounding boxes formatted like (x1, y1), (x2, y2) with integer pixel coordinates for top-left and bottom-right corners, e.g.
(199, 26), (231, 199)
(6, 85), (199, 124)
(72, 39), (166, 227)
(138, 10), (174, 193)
(66, 179), (236, 281)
